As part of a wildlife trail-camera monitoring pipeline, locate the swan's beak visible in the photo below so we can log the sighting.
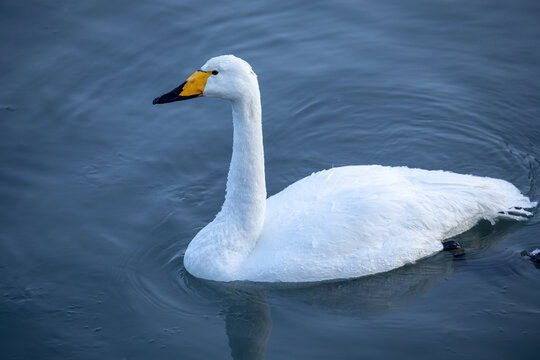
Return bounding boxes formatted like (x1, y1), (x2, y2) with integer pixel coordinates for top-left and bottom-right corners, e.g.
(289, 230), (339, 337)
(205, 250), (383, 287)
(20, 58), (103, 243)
(152, 70), (213, 104)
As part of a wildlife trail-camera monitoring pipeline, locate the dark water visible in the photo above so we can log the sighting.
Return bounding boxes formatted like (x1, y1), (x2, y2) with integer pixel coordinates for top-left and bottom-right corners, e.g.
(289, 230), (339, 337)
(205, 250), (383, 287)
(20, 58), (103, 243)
(2, 0), (540, 358)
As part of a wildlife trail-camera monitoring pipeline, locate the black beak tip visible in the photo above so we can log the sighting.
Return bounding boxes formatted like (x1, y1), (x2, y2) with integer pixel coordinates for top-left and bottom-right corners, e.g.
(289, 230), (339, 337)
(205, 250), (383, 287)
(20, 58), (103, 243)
(152, 97), (160, 105)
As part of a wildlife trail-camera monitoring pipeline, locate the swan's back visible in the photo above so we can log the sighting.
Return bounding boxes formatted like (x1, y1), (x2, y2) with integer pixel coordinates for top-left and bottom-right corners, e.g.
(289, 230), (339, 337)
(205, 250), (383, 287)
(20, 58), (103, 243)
(239, 165), (534, 282)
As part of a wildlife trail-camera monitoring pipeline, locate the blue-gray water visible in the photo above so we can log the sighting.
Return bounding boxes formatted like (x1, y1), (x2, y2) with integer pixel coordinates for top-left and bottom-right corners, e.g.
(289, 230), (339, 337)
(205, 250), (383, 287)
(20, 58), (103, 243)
(1, 0), (540, 359)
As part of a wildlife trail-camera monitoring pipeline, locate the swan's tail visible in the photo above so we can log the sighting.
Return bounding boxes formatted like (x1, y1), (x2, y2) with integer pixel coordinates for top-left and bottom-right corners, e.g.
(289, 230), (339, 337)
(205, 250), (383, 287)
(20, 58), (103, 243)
(486, 203), (537, 224)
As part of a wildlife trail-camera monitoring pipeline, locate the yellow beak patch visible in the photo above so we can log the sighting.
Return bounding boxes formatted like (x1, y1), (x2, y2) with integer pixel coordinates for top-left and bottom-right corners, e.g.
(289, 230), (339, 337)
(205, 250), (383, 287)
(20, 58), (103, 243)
(179, 70), (213, 97)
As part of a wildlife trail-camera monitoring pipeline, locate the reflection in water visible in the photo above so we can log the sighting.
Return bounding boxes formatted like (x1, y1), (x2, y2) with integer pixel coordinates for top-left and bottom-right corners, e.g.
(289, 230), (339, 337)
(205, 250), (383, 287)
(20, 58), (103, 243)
(185, 250), (455, 359)
(182, 277), (274, 360)
(181, 219), (526, 359)
(224, 291), (272, 360)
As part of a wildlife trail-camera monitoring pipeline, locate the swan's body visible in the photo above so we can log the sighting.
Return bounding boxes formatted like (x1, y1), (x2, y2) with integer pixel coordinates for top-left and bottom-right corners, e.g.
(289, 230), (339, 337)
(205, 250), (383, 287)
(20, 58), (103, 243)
(153, 55), (536, 282)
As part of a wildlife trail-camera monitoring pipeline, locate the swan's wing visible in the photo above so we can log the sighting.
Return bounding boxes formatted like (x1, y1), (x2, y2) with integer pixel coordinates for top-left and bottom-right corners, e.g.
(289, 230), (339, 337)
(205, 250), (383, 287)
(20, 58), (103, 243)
(241, 165), (534, 281)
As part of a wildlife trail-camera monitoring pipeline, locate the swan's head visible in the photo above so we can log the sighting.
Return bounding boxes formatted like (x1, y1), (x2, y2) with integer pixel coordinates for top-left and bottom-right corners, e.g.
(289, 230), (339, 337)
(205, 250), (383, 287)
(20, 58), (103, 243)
(152, 55), (258, 104)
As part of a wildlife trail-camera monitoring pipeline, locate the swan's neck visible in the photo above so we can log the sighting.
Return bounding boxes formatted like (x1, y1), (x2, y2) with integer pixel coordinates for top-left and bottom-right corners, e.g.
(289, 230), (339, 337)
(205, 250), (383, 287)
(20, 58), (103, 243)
(185, 88), (266, 279)
(220, 92), (266, 235)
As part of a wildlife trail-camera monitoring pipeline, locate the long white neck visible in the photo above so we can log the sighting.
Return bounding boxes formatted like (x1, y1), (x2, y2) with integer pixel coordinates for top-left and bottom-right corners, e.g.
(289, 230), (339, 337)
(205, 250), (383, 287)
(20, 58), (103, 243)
(184, 83), (266, 280)
(222, 92), (266, 225)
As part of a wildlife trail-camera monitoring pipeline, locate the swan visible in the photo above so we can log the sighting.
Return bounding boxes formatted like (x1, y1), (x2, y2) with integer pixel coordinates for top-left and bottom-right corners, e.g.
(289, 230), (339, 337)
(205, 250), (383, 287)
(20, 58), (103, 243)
(153, 55), (536, 282)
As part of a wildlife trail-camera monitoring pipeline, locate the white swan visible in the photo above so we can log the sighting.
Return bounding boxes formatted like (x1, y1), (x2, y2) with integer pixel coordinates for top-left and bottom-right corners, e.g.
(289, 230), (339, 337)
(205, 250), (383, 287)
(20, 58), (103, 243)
(153, 55), (536, 282)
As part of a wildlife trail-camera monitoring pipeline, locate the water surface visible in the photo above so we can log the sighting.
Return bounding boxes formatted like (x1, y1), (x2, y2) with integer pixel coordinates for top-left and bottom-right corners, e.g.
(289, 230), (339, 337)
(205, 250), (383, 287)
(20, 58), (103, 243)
(1, 0), (540, 359)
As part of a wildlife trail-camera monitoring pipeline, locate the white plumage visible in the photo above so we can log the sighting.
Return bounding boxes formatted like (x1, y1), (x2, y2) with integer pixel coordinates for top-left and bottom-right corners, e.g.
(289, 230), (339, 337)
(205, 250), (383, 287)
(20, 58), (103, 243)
(155, 55), (536, 282)
(242, 165), (533, 282)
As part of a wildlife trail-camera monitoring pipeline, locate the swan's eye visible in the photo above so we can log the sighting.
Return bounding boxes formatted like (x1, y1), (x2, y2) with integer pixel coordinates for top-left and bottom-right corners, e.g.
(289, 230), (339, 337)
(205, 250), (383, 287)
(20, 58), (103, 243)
(212, 70), (219, 75)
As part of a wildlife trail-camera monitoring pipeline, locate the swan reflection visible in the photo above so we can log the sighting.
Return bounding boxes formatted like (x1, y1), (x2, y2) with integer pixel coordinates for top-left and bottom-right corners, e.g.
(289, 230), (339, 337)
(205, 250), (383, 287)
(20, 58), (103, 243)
(180, 220), (519, 359)
(185, 251), (454, 359)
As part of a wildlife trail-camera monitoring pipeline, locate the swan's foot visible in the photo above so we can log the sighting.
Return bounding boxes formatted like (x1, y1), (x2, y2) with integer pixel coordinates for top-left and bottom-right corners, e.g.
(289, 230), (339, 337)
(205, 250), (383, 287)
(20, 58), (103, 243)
(531, 249), (540, 263)
(443, 240), (465, 257)
(521, 248), (540, 266)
